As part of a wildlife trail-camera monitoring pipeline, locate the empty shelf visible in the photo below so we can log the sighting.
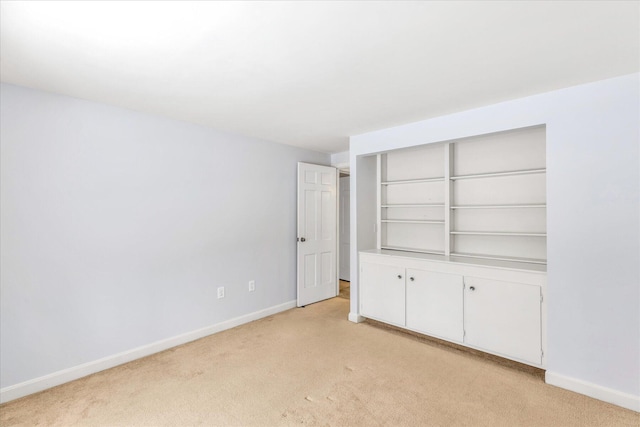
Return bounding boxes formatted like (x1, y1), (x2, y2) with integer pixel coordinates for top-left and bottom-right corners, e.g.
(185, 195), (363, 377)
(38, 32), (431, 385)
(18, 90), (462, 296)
(381, 246), (445, 255)
(382, 220), (445, 224)
(382, 177), (445, 185)
(450, 204), (546, 209)
(450, 252), (547, 265)
(450, 168), (546, 181)
(382, 204), (445, 208)
(451, 231), (546, 237)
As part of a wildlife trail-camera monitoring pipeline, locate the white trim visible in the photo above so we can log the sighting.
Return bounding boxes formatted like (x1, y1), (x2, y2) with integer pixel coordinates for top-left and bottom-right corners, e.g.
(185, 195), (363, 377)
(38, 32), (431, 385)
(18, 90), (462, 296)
(375, 154), (381, 250)
(444, 142), (452, 256)
(335, 167), (340, 296)
(0, 300), (296, 404)
(545, 371), (640, 412)
(333, 161), (350, 172)
(336, 172), (341, 292)
(348, 312), (365, 323)
(330, 150), (349, 171)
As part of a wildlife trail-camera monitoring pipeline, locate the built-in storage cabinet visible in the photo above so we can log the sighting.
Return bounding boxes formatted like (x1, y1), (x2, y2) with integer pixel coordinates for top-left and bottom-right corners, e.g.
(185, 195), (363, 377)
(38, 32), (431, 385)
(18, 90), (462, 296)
(378, 126), (546, 264)
(464, 276), (542, 365)
(365, 126), (547, 367)
(406, 270), (463, 343)
(360, 262), (405, 326)
(360, 250), (546, 368)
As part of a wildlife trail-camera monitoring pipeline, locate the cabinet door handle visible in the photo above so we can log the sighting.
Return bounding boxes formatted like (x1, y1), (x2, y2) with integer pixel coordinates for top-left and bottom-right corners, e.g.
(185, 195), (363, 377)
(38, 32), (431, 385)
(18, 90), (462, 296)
(397, 274), (402, 279)
(409, 277), (415, 281)
(469, 286), (475, 291)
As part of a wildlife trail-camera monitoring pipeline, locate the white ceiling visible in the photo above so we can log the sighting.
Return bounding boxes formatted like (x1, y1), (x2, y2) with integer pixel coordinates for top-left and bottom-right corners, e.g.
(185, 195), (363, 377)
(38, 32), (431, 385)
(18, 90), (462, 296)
(1, 1), (638, 153)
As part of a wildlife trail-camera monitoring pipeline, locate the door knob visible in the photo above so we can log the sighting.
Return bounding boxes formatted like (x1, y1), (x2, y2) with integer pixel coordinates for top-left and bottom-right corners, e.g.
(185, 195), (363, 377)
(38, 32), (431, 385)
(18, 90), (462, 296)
(409, 277), (415, 281)
(397, 274), (402, 279)
(299, 237), (306, 242)
(469, 286), (475, 291)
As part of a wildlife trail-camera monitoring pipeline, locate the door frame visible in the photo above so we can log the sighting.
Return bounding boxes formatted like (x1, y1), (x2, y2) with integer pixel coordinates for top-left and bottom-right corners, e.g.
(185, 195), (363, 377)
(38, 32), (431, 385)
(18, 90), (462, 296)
(337, 170), (351, 285)
(333, 161), (350, 294)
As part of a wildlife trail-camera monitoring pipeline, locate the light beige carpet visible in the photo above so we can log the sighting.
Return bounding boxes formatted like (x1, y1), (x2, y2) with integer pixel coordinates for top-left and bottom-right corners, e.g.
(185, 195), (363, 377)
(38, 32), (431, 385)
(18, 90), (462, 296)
(1, 297), (638, 426)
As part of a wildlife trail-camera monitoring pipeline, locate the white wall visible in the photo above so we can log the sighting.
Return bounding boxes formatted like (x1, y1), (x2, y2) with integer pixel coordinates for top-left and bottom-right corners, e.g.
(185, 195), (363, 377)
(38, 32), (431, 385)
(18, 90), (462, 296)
(331, 150), (349, 169)
(348, 155), (377, 324)
(0, 83), (329, 392)
(349, 74), (639, 410)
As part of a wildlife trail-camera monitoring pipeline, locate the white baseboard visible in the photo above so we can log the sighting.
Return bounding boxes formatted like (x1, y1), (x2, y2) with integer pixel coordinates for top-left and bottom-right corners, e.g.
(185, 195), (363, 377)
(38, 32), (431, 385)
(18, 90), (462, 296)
(545, 371), (640, 412)
(348, 312), (365, 323)
(0, 300), (296, 404)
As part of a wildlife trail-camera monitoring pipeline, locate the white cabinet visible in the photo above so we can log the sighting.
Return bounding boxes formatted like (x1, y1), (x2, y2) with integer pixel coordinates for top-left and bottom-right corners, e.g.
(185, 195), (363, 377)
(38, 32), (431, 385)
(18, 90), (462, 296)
(359, 250), (546, 367)
(360, 262), (405, 326)
(406, 269), (463, 342)
(360, 262), (465, 341)
(464, 276), (542, 365)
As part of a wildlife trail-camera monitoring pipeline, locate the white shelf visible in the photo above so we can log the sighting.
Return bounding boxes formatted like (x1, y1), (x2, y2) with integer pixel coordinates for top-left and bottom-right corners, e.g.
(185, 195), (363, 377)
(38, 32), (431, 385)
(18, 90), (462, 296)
(366, 249), (547, 272)
(450, 252), (547, 265)
(382, 220), (444, 224)
(380, 246), (445, 255)
(451, 231), (546, 237)
(382, 204), (445, 208)
(450, 168), (545, 181)
(451, 204), (546, 209)
(378, 128), (546, 263)
(382, 177), (445, 185)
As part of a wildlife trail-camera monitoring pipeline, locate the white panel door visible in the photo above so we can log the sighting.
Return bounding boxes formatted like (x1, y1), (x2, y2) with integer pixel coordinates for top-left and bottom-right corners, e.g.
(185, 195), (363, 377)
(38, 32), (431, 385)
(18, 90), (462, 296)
(339, 176), (350, 281)
(406, 269), (463, 342)
(360, 262), (405, 326)
(464, 276), (542, 365)
(297, 163), (338, 307)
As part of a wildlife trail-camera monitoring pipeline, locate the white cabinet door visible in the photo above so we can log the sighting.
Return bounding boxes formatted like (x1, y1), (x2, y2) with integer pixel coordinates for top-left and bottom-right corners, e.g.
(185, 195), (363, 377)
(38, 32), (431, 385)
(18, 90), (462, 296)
(360, 262), (405, 326)
(464, 277), (542, 365)
(406, 269), (463, 342)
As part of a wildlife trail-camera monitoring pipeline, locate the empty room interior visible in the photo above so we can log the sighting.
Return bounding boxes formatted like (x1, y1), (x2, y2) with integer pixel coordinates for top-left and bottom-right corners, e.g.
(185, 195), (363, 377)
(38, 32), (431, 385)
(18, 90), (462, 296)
(1, 1), (639, 425)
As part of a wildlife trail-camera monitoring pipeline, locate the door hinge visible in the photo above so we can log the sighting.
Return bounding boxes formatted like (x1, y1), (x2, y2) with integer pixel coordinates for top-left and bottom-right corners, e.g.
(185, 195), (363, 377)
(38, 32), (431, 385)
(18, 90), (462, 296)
(463, 330), (466, 337)
(541, 349), (544, 358)
(541, 294), (544, 303)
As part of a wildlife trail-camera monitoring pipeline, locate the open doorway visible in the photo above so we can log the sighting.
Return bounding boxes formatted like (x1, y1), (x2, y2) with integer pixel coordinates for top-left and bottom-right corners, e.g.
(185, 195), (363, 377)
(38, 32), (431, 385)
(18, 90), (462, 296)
(339, 171), (350, 299)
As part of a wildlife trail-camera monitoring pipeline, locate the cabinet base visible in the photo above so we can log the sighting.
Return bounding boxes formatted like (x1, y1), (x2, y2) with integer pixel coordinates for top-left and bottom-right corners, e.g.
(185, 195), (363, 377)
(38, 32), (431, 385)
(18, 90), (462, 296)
(364, 317), (545, 379)
(348, 312), (365, 323)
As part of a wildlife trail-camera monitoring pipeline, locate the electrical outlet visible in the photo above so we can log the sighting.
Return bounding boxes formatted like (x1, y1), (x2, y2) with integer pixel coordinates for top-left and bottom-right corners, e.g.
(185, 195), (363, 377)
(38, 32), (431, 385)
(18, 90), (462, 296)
(248, 280), (255, 292)
(217, 286), (225, 299)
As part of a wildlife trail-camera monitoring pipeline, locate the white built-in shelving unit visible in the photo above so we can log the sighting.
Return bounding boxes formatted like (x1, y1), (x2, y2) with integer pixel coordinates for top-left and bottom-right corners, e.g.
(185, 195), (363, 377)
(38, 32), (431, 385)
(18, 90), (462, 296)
(377, 126), (546, 264)
(362, 126), (548, 368)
